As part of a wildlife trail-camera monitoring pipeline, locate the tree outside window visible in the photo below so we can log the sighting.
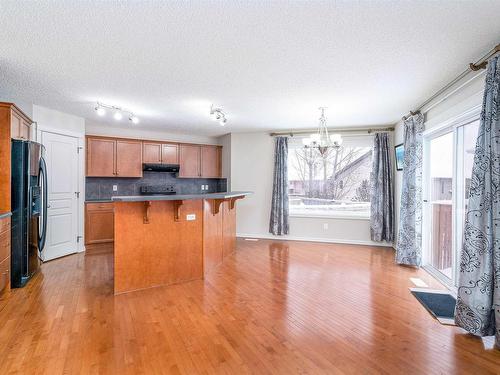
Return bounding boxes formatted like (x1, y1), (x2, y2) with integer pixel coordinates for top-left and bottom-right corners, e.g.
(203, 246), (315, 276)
(288, 137), (372, 218)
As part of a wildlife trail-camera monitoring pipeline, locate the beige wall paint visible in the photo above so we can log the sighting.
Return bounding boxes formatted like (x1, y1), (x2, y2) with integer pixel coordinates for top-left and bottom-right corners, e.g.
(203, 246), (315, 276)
(229, 131), (392, 246)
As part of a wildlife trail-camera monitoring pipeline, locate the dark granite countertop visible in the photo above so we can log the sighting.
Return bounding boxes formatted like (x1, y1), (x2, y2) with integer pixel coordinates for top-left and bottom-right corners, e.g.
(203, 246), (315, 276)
(85, 199), (113, 203)
(0, 212), (12, 220)
(111, 191), (252, 202)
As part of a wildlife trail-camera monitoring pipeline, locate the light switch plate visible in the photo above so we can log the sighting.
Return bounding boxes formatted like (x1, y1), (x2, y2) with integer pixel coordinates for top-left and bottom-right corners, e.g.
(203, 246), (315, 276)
(113, 185), (118, 192)
(186, 214), (196, 221)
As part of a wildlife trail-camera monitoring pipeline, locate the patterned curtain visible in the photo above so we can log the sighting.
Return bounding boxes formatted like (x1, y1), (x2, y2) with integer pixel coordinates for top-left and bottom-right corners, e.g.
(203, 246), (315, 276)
(269, 137), (289, 235)
(395, 113), (424, 266)
(455, 55), (500, 345)
(370, 133), (394, 242)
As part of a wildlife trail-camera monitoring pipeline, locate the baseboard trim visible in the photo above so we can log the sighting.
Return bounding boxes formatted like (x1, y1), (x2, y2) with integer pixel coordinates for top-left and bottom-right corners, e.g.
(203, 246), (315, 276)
(236, 233), (393, 247)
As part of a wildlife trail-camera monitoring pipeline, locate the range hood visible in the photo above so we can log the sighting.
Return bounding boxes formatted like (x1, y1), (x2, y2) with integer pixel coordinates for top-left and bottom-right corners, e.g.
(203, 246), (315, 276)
(143, 163), (180, 173)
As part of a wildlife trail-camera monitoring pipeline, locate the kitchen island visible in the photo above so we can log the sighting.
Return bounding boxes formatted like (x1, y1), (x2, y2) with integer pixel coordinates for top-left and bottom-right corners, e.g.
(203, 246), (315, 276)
(111, 192), (251, 294)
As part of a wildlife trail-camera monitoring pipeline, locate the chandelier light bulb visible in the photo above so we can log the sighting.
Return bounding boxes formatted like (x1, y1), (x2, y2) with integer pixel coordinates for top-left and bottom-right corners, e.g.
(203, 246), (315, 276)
(310, 133), (321, 143)
(330, 133), (343, 145)
(130, 115), (140, 124)
(302, 138), (312, 146)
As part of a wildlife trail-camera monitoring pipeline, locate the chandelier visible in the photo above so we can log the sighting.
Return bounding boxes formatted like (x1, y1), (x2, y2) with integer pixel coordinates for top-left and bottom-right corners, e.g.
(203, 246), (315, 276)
(302, 107), (342, 149)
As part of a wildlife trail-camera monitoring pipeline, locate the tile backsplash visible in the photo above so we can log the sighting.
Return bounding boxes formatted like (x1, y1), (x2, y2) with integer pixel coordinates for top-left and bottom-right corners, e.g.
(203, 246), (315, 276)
(86, 172), (227, 200)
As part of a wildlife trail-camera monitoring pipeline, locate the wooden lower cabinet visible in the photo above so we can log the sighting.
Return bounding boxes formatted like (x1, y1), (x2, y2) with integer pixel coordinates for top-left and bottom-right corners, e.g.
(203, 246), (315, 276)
(85, 203), (114, 254)
(0, 215), (11, 296)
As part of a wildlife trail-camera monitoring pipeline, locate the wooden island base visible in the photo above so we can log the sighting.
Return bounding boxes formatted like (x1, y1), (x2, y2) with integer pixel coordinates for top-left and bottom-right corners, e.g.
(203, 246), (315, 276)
(114, 197), (240, 294)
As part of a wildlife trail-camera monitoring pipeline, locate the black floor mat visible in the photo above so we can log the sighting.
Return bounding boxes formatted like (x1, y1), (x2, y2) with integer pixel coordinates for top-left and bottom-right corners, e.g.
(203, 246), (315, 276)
(411, 290), (456, 320)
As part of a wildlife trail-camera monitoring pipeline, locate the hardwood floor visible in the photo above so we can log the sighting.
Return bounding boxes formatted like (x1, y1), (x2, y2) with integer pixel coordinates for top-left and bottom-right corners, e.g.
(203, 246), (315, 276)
(0, 239), (499, 374)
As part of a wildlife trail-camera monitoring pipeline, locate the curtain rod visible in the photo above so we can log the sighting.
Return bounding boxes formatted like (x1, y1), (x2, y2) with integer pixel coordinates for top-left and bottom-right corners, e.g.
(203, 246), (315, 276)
(403, 43), (500, 120)
(269, 126), (394, 137)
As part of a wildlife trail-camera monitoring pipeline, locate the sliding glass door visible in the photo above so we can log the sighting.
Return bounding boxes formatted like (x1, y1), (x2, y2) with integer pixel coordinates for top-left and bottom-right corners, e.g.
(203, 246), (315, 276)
(423, 119), (479, 287)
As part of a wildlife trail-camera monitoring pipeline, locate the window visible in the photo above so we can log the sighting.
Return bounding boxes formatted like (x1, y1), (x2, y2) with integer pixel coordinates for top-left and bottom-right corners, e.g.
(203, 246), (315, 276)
(288, 135), (373, 218)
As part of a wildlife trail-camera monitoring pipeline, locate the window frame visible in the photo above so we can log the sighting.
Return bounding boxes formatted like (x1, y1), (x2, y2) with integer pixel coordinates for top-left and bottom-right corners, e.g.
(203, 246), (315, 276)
(287, 134), (373, 220)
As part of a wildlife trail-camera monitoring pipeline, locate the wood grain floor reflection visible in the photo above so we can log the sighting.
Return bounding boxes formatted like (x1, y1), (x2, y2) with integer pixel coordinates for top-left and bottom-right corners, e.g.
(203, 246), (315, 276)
(0, 238), (499, 374)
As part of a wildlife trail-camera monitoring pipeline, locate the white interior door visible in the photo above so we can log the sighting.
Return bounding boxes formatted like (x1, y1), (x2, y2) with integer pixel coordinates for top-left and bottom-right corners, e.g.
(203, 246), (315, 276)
(41, 131), (79, 261)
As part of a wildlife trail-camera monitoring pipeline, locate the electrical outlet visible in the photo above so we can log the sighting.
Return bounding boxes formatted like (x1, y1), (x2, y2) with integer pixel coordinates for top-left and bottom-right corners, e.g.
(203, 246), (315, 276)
(205, 184), (209, 190)
(112, 185), (118, 192)
(186, 214), (196, 221)
(201, 185), (205, 191)
(323, 223), (328, 230)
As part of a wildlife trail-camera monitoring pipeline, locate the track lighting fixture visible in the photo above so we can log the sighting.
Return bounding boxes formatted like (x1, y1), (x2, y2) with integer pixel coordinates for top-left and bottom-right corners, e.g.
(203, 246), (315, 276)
(94, 102), (139, 124)
(210, 104), (227, 126)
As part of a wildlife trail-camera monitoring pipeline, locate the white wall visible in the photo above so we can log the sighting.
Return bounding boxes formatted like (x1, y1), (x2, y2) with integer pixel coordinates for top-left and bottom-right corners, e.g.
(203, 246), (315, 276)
(393, 70), (486, 245)
(32, 105), (86, 252)
(230, 132), (390, 246)
(85, 120), (219, 145)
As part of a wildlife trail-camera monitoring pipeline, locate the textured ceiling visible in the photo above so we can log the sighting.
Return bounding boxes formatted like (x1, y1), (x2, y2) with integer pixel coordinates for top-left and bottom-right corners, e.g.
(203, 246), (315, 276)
(1, 1), (499, 136)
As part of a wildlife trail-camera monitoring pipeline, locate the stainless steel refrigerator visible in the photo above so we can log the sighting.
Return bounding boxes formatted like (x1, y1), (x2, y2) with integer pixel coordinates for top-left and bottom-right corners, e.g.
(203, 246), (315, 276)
(11, 140), (48, 288)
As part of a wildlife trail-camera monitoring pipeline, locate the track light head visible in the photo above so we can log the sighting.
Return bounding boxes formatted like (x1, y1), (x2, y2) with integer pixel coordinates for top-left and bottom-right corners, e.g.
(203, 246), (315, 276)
(95, 106), (106, 116)
(210, 104), (227, 126)
(113, 111), (123, 121)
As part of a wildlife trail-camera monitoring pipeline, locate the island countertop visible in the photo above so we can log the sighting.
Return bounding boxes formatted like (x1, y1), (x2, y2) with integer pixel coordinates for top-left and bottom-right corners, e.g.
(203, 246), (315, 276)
(111, 191), (252, 202)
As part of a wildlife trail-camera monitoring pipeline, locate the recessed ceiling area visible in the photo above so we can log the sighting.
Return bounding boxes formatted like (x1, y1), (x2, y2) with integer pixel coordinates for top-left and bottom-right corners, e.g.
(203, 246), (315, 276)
(1, 1), (499, 136)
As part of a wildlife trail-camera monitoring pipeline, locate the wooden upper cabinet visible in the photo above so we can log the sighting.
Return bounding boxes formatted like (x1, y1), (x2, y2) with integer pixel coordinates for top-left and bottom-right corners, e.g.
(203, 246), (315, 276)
(87, 137), (116, 177)
(87, 137), (142, 177)
(20, 119), (30, 140)
(116, 140), (142, 177)
(86, 136), (221, 179)
(162, 144), (179, 164)
(10, 108), (31, 140)
(179, 144), (201, 177)
(201, 145), (221, 178)
(143, 142), (162, 163)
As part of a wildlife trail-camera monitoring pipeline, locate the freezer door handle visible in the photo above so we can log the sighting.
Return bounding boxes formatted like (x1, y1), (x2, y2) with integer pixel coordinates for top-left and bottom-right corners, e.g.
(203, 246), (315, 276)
(38, 156), (48, 252)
